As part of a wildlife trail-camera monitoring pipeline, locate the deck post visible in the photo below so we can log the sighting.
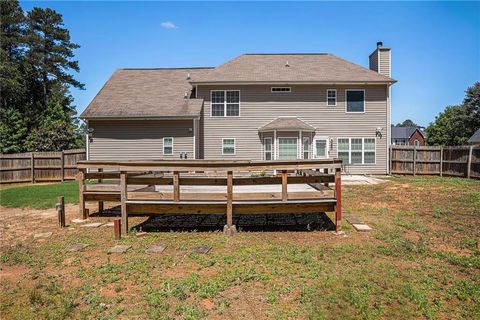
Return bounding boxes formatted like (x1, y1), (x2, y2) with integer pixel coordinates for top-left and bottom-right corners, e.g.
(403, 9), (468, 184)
(440, 146), (443, 177)
(120, 171), (128, 234)
(98, 168), (104, 213)
(57, 196), (65, 228)
(467, 145), (473, 179)
(173, 171), (180, 201)
(334, 169), (342, 233)
(78, 169), (86, 219)
(223, 170), (237, 235)
(323, 168), (329, 187)
(281, 170), (288, 202)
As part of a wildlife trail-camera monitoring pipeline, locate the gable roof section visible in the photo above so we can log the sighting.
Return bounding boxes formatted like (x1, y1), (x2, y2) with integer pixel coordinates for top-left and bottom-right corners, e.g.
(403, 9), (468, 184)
(391, 126), (425, 140)
(192, 54), (396, 84)
(468, 129), (480, 144)
(81, 68), (213, 119)
(258, 117), (315, 132)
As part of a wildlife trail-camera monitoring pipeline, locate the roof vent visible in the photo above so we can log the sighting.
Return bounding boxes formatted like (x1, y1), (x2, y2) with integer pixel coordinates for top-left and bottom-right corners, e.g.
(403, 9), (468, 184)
(285, 60), (290, 67)
(186, 73), (191, 80)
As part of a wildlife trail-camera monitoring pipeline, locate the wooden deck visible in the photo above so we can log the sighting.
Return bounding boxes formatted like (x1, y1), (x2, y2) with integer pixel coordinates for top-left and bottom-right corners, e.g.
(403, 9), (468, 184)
(77, 159), (342, 235)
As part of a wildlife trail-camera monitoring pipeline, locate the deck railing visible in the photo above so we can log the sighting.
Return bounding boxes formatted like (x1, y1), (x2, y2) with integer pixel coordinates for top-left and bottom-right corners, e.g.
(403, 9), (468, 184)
(77, 159), (342, 235)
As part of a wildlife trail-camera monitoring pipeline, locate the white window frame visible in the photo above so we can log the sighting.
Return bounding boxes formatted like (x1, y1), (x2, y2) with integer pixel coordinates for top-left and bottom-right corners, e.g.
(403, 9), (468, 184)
(163, 137), (173, 155)
(302, 136), (310, 159)
(326, 89), (337, 106)
(414, 139), (420, 147)
(345, 89), (365, 113)
(271, 87), (291, 93)
(222, 138), (236, 156)
(336, 137), (376, 165)
(264, 137), (272, 160)
(210, 90), (241, 117)
(277, 137), (298, 160)
(313, 137), (329, 159)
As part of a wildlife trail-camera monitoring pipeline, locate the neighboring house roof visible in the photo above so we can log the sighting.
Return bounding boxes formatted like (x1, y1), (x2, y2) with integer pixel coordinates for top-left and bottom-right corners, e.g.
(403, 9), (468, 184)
(80, 68), (213, 119)
(258, 117), (315, 132)
(468, 129), (480, 144)
(391, 126), (425, 140)
(191, 54), (396, 84)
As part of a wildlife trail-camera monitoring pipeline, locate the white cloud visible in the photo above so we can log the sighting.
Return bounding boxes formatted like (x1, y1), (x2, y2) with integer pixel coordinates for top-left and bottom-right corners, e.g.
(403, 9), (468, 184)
(161, 21), (178, 29)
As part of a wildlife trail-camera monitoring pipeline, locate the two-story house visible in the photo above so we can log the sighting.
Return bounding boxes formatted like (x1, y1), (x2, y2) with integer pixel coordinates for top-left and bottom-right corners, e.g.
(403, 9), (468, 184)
(81, 42), (395, 174)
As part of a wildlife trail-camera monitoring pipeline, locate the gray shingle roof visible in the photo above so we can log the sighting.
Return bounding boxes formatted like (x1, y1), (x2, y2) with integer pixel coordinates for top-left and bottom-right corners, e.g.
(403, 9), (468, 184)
(258, 117), (315, 132)
(391, 126), (425, 139)
(80, 68), (213, 119)
(468, 129), (480, 144)
(192, 54), (396, 84)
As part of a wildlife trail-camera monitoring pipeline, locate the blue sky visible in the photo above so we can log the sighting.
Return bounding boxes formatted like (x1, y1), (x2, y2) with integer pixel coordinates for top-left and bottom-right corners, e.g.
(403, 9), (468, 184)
(21, 1), (480, 127)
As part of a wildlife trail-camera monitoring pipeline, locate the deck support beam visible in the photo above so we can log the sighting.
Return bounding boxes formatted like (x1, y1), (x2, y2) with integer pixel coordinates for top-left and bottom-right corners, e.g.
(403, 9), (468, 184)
(281, 170), (288, 202)
(98, 168), (104, 213)
(78, 169), (86, 219)
(224, 170), (237, 235)
(334, 169), (342, 233)
(120, 171), (128, 234)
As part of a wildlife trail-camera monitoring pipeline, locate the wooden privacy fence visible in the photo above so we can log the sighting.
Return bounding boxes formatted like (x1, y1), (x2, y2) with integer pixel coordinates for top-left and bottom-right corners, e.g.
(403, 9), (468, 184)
(390, 145), (480, 178)
(0, 149), (86, 184)
(77, 159), (343, 235)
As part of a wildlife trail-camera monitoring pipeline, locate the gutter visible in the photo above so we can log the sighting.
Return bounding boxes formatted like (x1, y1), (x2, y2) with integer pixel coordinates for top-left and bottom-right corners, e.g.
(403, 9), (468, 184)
(189, 80), (397, 85)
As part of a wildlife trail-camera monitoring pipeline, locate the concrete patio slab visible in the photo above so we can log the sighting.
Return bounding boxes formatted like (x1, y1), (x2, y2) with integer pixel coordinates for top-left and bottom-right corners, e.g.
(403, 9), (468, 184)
(66, 243), (89, 252)
(80, 222), (104, 228)
(352, 223), (373, 232)
(192, 245), (211, 254)
(146, 244), (166, 254)
(34, 232), (52, 239)
(108, 245), (131, 254)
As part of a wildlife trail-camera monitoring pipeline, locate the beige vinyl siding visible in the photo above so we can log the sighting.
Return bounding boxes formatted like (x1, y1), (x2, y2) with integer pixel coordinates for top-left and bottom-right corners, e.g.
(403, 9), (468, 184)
(88, 120), (194, 160)
(198, 85), (388, 174)
(379, 49), (391, 77)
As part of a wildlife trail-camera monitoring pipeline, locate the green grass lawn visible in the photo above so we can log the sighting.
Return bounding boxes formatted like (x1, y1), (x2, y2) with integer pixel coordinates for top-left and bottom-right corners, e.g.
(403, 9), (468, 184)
(0, 176), (479, 319)
(0, 181), (79, 209)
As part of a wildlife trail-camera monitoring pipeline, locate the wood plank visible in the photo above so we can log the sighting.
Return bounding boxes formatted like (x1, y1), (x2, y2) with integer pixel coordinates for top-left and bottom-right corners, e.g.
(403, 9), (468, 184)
(335, 169), (342, 232)
(85, 172), (120, 179)
(85, 184), (120, 192)
(126, 200), (335, 215)
(467, 145), (473, 179)
(84, 193), (120, 201)
(78, 170), (85, 219)
(120, 172), (128, 234)
(61, 151), (65, 182)
(126, 191), (331, 201)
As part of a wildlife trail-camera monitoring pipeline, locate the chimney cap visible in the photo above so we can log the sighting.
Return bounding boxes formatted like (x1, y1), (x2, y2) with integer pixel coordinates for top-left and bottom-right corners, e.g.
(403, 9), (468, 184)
(376, 41), (383, 48)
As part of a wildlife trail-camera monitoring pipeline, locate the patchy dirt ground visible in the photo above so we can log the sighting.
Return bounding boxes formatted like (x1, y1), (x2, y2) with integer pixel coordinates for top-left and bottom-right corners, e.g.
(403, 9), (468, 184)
(0, 176), (479, 319)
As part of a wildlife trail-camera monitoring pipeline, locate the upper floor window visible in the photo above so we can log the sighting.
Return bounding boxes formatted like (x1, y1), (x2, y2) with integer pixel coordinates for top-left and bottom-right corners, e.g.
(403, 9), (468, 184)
(327, 89), (337, 106)
(346, 90), (365, 113)
(211, 90), (240, 117)
(163, 137), (173, 155)
(271, 87), (291, 93)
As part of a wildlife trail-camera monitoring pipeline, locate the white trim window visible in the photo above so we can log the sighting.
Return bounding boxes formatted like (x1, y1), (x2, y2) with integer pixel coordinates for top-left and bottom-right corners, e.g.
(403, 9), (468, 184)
(302, 136), (310, 159)
(211, 90), (240, 117)
(345, 89), (365, 113)
(163, 137), (173, 155)
(337, 138), (376, 165)
(222, 138), (236, 155)
(327, 89), (337, 106)
(414, 139), (420, 147)
(271, 87), (291, 93)
(278, 138), (298, 160)
(314, 138), (328, 159)
(264, 138), (272, 160)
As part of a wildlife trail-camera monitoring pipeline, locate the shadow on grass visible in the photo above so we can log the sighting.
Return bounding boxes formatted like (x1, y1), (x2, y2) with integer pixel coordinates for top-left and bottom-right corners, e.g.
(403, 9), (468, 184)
(91, 206), (336, 232)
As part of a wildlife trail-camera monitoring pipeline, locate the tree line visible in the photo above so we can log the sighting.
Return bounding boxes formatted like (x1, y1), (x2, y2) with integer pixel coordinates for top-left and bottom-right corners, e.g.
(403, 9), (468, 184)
(0, 0), (85, 153)
(395, 82), (479, 145)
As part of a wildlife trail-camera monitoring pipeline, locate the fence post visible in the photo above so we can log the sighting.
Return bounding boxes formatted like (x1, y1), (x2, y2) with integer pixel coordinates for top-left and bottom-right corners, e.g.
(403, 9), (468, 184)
(440, 146), (443, 177)
(61, 151), (65, 182)
(467, 145), (473, 179)
(389, 146), (392, 175)
(56, 196), (65, 228)
(30, 152), (35, 183)
(413, 147), (416, 176)
(98, 168), (104, 213)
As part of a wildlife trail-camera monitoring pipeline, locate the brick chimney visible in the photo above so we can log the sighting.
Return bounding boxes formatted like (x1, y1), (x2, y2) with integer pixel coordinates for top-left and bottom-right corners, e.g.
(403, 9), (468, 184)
(369, 42), (391, 77)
